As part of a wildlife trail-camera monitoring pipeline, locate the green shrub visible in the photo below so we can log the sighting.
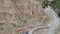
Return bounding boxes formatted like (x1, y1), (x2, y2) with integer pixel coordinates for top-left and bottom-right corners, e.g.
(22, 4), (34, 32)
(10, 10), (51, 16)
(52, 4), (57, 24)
(51, 0), (60, 9)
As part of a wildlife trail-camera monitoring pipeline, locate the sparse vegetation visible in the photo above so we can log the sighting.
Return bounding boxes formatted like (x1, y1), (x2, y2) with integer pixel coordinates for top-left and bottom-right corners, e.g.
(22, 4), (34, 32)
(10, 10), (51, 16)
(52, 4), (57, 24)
(0, 23), (4, 26)
(51, 0), (60, 9)
(42, 0), (60, 17)
(11, 23), (25, 28)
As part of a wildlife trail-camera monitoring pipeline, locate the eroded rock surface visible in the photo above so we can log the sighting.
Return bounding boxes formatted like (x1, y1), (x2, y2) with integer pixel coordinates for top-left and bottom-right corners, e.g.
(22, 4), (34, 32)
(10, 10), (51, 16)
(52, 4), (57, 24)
(0, 0), (59, 34)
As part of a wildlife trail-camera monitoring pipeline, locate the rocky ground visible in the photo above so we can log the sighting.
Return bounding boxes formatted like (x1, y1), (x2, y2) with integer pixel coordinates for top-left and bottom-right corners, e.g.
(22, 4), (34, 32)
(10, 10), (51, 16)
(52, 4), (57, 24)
(54, 18), (60, 34)
(0, 0), (59, 34)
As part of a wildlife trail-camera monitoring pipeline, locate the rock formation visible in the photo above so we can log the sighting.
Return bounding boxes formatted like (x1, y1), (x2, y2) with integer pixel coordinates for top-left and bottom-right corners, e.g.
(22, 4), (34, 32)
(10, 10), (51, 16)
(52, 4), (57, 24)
(0, 0), (59, 34)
